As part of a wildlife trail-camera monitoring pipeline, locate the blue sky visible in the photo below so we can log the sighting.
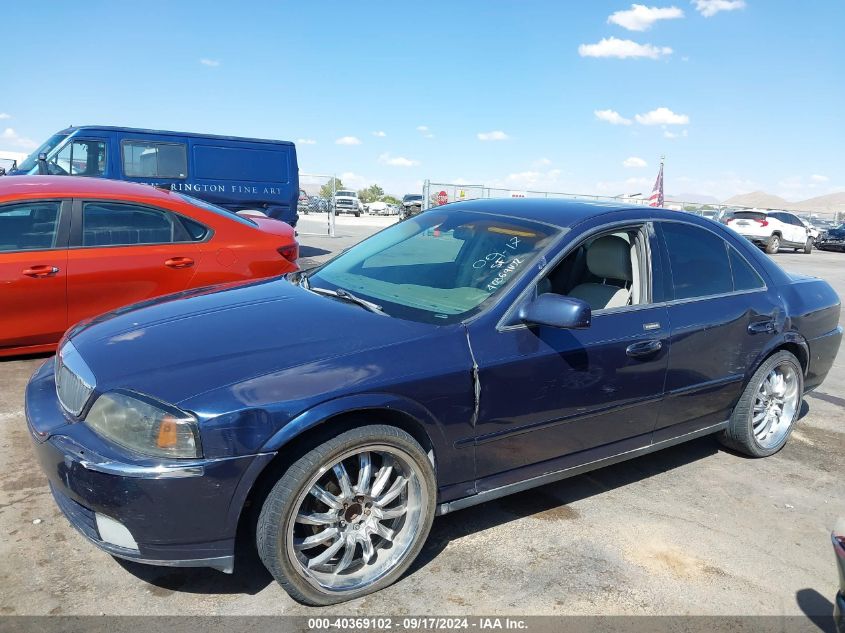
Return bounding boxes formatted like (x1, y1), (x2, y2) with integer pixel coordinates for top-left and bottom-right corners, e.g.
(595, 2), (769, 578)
(1, 1), (843, 201)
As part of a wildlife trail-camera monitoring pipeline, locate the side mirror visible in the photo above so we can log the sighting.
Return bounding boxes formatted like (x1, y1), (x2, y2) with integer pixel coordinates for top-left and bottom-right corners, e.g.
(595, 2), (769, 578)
(519, 293), (591, 329)
(37, 152), (48, 175)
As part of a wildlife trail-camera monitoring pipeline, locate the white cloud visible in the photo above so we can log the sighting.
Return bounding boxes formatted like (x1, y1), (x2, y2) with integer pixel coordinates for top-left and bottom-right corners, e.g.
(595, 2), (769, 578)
(502, 168), (564, 189)
(1, 128), (37, 150)
(693, 0), (746, 17)
(199, 58), (220, 67)
(608, 4), (684, 31)
(578, 37), (672, 59)
(635, 107), (690, 125)
(0, 113), (10, 120)
(623, 156), (648, 168)
(296, 138), (316, 145)
(339, 172), (369, 188)
(532, 158), (552, 167)
(477, 130), (510, 141)
(416, 125), (434, 138)
(335, 136), (362, 145)
(595, 109), (633, 125)
(378, 152), (420, 167)
(811, 174), (829, 183)
(372, 131), (386, 137)
(664, 128), (689, 138)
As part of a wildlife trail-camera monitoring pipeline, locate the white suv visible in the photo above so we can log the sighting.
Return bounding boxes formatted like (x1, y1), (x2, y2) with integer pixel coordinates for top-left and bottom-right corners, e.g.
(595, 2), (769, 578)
(727, 210), (812, 254)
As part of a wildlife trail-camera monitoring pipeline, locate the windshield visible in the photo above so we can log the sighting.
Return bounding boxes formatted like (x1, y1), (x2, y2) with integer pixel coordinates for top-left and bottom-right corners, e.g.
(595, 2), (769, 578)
(404, 195), (423, 202)
(336, 191), (356, 198)
(309, 209), (560, 324)
(17, 132), (70, 172)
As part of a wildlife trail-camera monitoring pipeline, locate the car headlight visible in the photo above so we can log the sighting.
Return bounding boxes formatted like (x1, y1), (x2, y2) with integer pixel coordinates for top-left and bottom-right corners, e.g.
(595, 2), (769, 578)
(84, 391), (201, 459)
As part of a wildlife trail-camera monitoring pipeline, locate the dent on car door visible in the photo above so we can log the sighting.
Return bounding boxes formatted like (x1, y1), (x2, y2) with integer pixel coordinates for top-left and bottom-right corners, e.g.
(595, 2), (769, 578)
(467, 223), (670, 489)
(65, 200), (202, 327)
(0, 200), (70, 351)
(654, 222), (777, 441)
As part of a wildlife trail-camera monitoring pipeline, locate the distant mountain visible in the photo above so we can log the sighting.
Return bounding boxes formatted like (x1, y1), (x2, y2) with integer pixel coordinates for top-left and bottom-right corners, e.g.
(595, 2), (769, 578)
(722, 190), (845, 215)
(791, 192), (845, 213)
(667, 193), (721, 205)
(723, 191), (792, 209)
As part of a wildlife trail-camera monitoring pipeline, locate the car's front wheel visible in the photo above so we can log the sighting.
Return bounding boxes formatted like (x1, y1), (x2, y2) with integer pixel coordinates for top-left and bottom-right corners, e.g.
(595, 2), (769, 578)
(719, 350), (803, 457)
(256, 424), (436, 605)
(804, 238), (813, 254)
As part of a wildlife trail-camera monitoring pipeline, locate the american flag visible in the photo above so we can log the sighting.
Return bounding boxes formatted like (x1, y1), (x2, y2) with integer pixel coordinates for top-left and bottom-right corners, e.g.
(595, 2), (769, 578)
(648, 159), (664, 207)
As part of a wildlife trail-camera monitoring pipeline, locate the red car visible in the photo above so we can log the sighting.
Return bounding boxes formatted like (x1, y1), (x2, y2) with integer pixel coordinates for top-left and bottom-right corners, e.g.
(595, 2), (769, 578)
(0, 176), (299, 357)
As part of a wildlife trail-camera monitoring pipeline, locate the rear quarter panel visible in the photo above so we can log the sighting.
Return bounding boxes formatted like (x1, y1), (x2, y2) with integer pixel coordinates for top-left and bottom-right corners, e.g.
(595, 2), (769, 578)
(780, 275), (842, 390)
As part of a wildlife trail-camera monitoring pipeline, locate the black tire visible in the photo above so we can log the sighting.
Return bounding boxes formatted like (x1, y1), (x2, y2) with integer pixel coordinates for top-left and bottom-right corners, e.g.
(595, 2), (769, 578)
(765, 234), (780, 254)
(804, 238), (813, 254)
(719, 350), (803, 457)
(256, 424), (436, 606)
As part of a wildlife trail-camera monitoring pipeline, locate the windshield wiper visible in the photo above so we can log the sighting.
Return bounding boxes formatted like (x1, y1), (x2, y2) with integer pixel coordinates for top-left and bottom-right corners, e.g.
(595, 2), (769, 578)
(309, 287), (387, 316)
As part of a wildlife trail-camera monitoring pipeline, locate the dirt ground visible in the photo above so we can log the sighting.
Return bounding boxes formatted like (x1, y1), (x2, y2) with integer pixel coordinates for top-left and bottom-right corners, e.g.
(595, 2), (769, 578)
(0, 220), (842, 617)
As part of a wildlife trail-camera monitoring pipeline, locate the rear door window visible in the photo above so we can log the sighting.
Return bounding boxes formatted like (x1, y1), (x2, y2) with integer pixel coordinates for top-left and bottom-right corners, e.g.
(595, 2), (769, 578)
(0, 202), (62, 252)
(728, 247), (765, 291)
(122, 141), (188, 178)
(661, 222), (733, 300)
(82, 202), (189, 246)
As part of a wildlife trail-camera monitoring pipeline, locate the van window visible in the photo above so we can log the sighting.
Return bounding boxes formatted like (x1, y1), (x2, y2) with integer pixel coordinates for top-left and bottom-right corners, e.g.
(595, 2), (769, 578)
(193, 144), (290, 183)
(122, 141), (187, 179)
(50, 140), (106, 176)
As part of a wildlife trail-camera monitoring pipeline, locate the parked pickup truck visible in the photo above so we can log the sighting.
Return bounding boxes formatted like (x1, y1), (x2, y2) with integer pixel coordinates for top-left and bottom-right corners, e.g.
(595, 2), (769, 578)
(333, 190), (362, 216)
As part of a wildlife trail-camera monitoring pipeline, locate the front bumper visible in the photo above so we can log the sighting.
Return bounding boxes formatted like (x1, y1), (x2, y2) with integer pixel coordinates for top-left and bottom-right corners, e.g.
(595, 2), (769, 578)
(26, 361), (274, 572)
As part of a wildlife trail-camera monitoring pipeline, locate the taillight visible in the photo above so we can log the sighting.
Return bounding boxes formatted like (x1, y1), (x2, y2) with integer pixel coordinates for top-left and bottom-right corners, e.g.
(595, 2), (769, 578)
(757, 219), (769, 227)
(277, 244), (298, 263)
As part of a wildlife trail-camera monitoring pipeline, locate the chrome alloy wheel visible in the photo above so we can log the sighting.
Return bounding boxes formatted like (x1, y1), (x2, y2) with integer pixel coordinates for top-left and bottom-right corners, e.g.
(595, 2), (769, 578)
(286, 445), (426, 594)
(752, 362), (800, 449)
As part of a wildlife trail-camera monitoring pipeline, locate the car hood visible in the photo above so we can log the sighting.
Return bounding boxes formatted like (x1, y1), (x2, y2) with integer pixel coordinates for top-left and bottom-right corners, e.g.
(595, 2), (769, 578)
(823, 227), (845, 239)
(68, 277), (437, 405)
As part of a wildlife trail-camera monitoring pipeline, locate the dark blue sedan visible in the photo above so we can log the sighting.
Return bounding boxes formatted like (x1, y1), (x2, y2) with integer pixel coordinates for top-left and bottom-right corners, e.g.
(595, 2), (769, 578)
(26, 199), (842, 605)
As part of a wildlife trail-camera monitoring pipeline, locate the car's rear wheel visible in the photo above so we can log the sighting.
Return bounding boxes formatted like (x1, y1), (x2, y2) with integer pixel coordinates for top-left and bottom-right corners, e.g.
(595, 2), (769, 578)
(256, 425), (436, 605)
(765, 234), (780, 254)
(719, 350), (803, 457)
(804, 238), (813, 254)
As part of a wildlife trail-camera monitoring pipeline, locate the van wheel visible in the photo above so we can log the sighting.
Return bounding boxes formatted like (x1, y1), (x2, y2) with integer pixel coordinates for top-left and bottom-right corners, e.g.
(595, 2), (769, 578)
(256, 425), (436, 605)
(804, 238), (813, 254)
(765, 235), (780, 254)
(719, 351), (802, 457)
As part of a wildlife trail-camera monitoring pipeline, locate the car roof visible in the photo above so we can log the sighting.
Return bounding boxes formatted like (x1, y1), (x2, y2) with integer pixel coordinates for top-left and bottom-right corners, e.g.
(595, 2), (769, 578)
(57, 125), (295, 146)
(436, 197), (641, 228)
(0, 175), (183, 203)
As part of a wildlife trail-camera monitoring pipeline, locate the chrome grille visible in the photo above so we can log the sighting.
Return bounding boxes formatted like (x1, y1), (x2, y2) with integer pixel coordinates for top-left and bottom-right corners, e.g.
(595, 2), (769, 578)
(55, 342), (96, 416)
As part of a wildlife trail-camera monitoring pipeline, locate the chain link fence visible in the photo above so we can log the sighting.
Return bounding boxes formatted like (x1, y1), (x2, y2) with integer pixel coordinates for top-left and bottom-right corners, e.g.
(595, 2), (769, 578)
(421, 180), (843, 223)
(299, 172), (338, 236)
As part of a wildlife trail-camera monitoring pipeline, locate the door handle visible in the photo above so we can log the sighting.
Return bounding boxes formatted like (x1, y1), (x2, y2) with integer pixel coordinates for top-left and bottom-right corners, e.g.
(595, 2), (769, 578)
(164, 257), (195, 269)
(626, 339), (662, 359)
(748, 320), (776, 334)
(23, 265), (59, 278)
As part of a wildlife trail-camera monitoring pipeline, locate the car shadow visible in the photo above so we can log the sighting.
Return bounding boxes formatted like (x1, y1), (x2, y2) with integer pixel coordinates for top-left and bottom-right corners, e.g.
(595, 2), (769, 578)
(0, 351), (53, 363)
(114, 538), (274, 596)
(115, 434), (723, 599)
(298, 245), (332, 258)
(409, 434), (722, 575)
(795, 588), (837, 633)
